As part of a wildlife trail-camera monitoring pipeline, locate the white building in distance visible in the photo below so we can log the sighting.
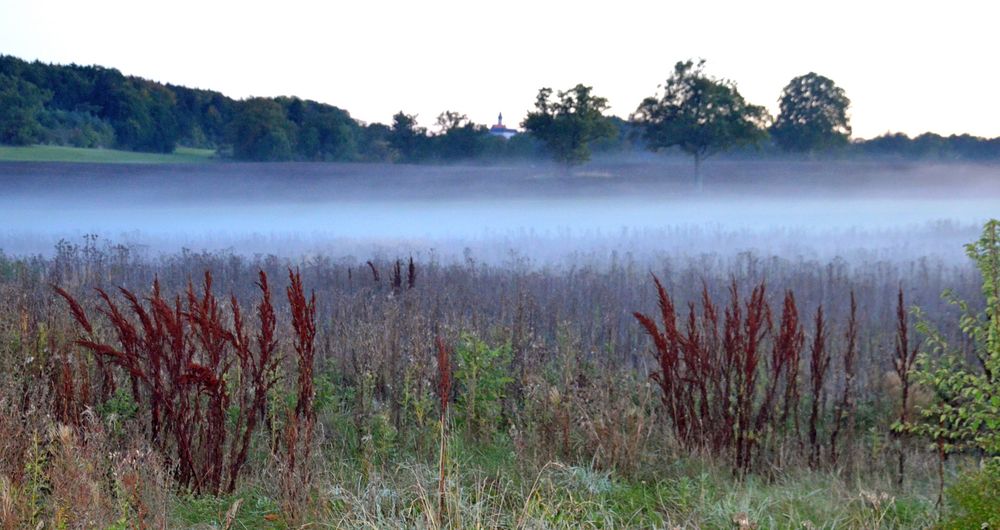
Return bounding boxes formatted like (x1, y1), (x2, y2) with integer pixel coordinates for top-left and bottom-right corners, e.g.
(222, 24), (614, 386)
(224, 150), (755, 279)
(488, 113), (518, 139)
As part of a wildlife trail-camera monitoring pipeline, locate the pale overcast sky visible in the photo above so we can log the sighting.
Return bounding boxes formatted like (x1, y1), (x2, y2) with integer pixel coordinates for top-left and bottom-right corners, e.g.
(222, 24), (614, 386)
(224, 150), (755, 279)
(1, 0), (997, 138)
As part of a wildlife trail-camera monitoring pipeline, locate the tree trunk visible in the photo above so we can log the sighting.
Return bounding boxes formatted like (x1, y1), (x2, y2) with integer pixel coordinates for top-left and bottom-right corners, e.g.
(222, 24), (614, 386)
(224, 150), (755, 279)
(694, 153), (703, 192)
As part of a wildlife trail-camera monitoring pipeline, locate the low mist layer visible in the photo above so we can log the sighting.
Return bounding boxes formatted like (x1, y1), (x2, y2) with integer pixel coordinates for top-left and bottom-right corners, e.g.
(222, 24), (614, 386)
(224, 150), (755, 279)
(2, 158), (997, 264)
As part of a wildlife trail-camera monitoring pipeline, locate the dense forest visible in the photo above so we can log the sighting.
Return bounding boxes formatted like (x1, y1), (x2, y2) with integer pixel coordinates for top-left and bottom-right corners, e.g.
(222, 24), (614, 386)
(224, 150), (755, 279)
(2, 54), (1000, 163)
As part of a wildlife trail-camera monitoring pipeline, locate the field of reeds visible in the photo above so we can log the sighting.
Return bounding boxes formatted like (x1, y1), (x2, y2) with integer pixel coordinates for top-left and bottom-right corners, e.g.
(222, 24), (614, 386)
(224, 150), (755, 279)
(1, 223), (998, 529)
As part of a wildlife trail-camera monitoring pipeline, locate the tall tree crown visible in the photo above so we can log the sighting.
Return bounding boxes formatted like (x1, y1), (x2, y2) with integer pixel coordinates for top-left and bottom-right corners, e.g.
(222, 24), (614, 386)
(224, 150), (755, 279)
(522, 84), (616, 166)
(631, 59), (769, 187)
(771, 72), (851, 152)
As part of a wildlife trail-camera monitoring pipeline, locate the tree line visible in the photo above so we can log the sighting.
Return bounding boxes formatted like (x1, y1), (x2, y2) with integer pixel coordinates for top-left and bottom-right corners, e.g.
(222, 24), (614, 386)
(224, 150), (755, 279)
(1, 54), (999, 166)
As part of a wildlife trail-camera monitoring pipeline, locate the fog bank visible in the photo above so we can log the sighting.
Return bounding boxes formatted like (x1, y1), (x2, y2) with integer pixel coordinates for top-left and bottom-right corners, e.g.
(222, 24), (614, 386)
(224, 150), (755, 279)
(2, 158), (997, 265)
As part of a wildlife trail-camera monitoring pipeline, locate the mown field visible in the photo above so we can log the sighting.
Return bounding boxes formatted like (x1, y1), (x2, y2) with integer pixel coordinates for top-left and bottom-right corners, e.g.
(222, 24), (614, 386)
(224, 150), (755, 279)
(0, 145), (216, 164)
(1, 219), (998, 528)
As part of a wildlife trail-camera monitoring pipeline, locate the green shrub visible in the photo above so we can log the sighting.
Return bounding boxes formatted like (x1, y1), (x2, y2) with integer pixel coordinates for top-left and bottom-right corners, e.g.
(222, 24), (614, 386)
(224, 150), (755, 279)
(454, 334), (512, 442)
(97, 388), (139, 433)
(941, 461), (1000, 529)
(901, 220), (1000, 456)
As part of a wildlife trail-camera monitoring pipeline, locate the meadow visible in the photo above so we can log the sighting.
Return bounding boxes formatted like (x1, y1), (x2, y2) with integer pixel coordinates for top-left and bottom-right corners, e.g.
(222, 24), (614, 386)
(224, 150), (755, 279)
(0, 224), (996, 529)
(0, 160), (998, 528)
(0, 145), (216, 164)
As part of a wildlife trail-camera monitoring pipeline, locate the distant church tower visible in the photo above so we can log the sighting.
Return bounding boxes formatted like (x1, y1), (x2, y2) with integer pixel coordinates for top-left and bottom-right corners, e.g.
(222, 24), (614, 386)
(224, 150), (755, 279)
(489, 112), (517, 139)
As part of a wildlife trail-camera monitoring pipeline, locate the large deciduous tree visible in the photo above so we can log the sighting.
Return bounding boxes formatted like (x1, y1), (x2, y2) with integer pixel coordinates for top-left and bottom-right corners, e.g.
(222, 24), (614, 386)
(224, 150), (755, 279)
(280, 97), (359, 161)
(522, 84), (616, 166)
(389, 111), (429, 162)
(0, 73), (50, 145)
(771, 72), (851, 153)
(434, 111), (489, 161)
(632, 60), (768, 190)
(229, 98), (296, 161)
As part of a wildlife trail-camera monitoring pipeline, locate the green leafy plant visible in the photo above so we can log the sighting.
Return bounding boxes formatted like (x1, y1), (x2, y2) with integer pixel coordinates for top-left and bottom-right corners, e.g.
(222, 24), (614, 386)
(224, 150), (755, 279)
(896, 220), (1000, 514)
(356, 371), (397, 477)
(898, 220), (1000, 457)
(96, 388), (139, 437)
(940, 460), (1000, 529)
(24, 433), (47, 528)
(454, 334), (513, 442)
(401, 361), (436, 454)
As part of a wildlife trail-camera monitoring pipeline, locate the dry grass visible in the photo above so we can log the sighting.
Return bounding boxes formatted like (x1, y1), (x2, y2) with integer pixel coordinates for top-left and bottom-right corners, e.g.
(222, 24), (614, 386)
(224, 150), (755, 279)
(0, 241), (985, 527)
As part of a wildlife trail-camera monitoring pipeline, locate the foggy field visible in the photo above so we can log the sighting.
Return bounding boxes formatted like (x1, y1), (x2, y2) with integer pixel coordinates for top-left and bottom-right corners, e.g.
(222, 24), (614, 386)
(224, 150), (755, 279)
(6, 0), (1000, 525)
(2, 158), (1000, 528)
(6, 157), (1000, 202)
(2, 158), (998, 263)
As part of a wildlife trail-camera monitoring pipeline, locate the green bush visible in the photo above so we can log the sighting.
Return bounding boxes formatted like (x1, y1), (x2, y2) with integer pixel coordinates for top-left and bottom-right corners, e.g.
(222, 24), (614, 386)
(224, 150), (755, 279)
(941, 461), (1000, 529)
(901, 220), (1000, 456)
(454, 334), (513, 442)
(97, 387), (139, 423)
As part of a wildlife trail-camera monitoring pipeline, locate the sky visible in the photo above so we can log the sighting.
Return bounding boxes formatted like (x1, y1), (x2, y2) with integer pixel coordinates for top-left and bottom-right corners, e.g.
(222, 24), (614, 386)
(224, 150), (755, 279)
(1, 0), (998, 139)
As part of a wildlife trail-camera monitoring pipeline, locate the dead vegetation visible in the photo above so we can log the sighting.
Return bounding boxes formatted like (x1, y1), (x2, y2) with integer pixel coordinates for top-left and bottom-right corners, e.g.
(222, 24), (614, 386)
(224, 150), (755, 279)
(0, 239), (982, 527)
